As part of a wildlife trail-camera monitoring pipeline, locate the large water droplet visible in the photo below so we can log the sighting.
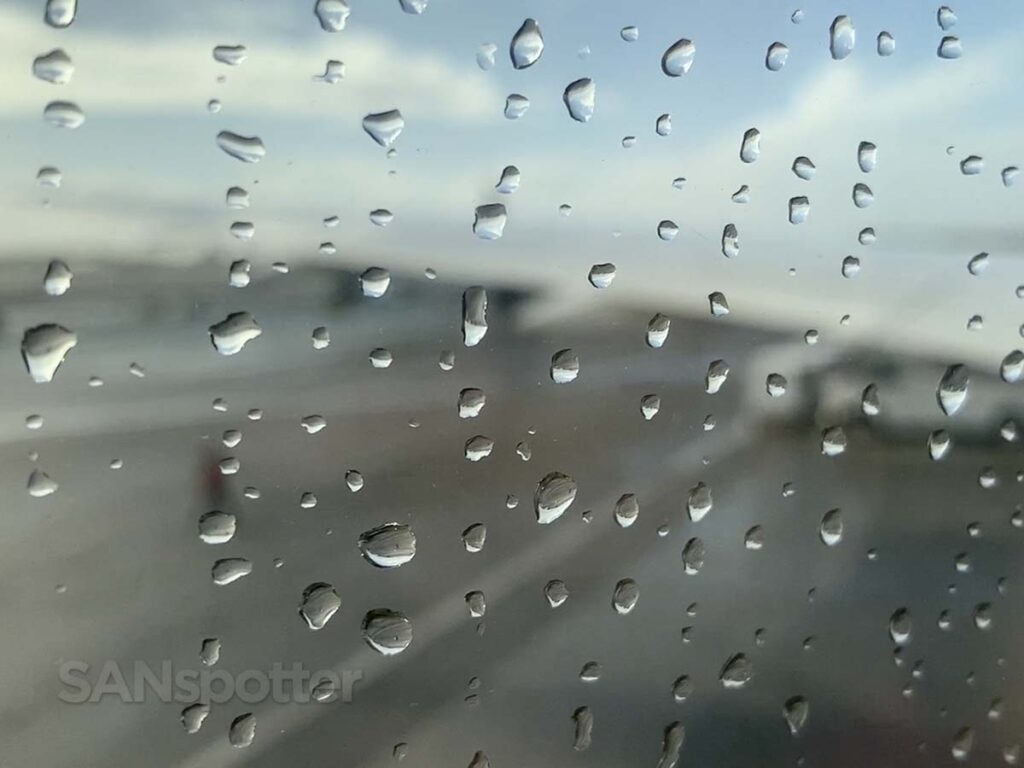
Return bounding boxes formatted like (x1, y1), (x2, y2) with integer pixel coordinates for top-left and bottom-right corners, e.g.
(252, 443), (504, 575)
(889, 608), (912, 644)
(656, 723), (684, 768)
(299, 583), (341, 630)
(465, 590), (486, 617)
(551, 348), (580, 383)
(27, 469), (58, 498)
(476, 43), (497, 70)
(612, 578), (639, 615)
(858, 141), (877, 172)
(687, 482), (712, 521)
(820, 509), (843, 546)
(182, 703), (210, 734)
(783, 696), (809, 735)
(213, 45), (247, 66)
(740, 128), (761, 163)
(314, 0), (350, 31)
(789, 196), (810, 224)
(852, 183), (874, 208)
(473, 204), (507, 240)
(938, 364), (969, 415)
(588, 263), (616, 288)
(216, 131), (265, 163)
(362, 110), (405, 147)
(877, 31), (896, 56)
(646, 314), (671, 348)
(199, 511), (236, 544)
(938, 6), (958, 30)
(662, 39), (695, 76)
(792, 156), (816, 180)
(495, 165), (520, 194)
(22, 324), (76, 383)
(613, 494), (639, 528)
(938, 36), (962, 59)
(44, 0), (76, 28)
(682, 537), (704, 574)
(722, 224), (739, 258)
(362, 609), (413, 655)
(535, 472), (577, 524)
(829, 16), (855, 60)
(952, 726), (974, 761)
(399, 0), (427, 14)
(572, 707), (593, 751)
(510, 19), (544, 69)
(504, 94), (530, 119)
(228, 713), (256, 748)
(462, 523), (486, 552)
(563, 79), (595, 122)
(44, 260), (72, 296)
(462, 287), (488, 347)
(33, 49), (73, 84)
(209, 312), (261, 355)
(765, 42), (789, 71)
(657, 220), (678, 241)
(1001, 351), (1024, 383)
(359, 523), (416, 567)
(720, 654), (753, 688)
(212, 558), (252, 585)
(960, 155), (983, 175)
(43, 101), (84, 129)
(705, 360), (730, 394)
(821, 426), (847, 456)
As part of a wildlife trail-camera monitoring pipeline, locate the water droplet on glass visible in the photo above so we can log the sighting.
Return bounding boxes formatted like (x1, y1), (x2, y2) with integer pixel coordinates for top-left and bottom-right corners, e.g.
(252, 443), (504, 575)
(369, 209), (394, 227)
(938, 36), (962, 58)
(1001, 351), (1024, 382)
(572, 707), (593, 751)
(563, 78), (595, 122)
(461, 523), (486, 553)
(315, 59), (345, 83)
(877, 31), (896, 56)
(462, 286), (488, 347)
(721, 224), (739, 258)
(472, 204), (507, 240)
(213, 45), (247, 66)
(510, 19), (544, 69)
(792, 156), (816, 180)
(731, 185), (750, 204)
(789, 196), (810, 224)
(820, 508), (843, 545)
(314, 0), (350, 31)
(21, 324), (76, 383)
(655, 113), (672, 136)
(960, 155), (983, 175)
(612, 578), (639, 615)
(182, 703), (210, 734)
(27, 468), (58, 498)
(661, 39), (695, 76)
(1002, 166), (1019, 187)
(43, 101), (84, 129)
(229, 713), (256, 748)
(705, 360), (730, 394)
(399, 0), (427, 14)
(545, 579), (569, 608)
(504, 94), (530, 119)
(216, 131), (265, 163)
(359, 523), (416, 567)
(362, 110), (404, 148)
(657, 220), (678, 241)
(43, 260), (72, 296)
(535, 472), (577, 524)
(656, 723), (685, 768)
(613, 494), (639, 528)
(588, 263), (616, 288)
(687, 482), (712, 522)
(362, 609), (413, 654)
(783, 696), (809, 735)
(209, 313), (261, 355)
(938, 6), (958, 30)
(829, 16), (855, 60)
(937, 364), (969, 415)
(33, 49), (73, 84)
(465, 590), (486, 617)
(821, 426), (847, 456)
(852, 183), (874, 207)
(44, 0), (76, 28)
(952, 727), (974, 761)
(740, 128), (761, 163)
(495, 165), (520, 194)
(476, 43), (497, 70)
(720, 653), (753, 688)
(199, 511), (236, 544)
(464, 435), (494, 462)
(889, 608), (912, 644)
(766, 42), (789, 71)
(212, 558), (252, 585)
(858, 141), (877, 172)
(551, 348), (580, 383)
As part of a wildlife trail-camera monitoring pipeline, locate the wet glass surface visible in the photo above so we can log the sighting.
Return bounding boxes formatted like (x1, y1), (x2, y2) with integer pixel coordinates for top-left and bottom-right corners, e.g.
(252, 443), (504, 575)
(3, 1), (1024, 765)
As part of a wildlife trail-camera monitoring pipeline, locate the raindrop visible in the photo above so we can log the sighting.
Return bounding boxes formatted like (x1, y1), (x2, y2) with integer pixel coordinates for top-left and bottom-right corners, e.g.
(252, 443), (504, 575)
(370, 347), (393, 368)
(473, 204), (507, 240)
(740, 128), (761, 162)
(369, 209), (394, 227)
(640, 394), (661, 420)
(199, 511), (236, 544)
(938, 6), (957, 30)
(766, 373), (788, 397)
(731, 185), (750, 203)
(44, 0), (76, 28)
(709, 292), (729, 317)
(1001, 351), (1024, 382)
(1002, 167), (1019, 187)
(877, 31), (896, 55)
(216, 131), (265, 163)
(213, 45), (247, 66)
(928, 429), (952, 460)
(705, 360), (730, 394)
(465, 591), (486, 618)
(974, 602), (993, 630)
(476, 43), (497, 70)
(298, 583), (341, 630)
(510, 19), (544, 69)
(862, 384), (880, 415)
(462, 523), (486, 553)
(722, 224), (739, 258)
(783, 696), (809, 735)
(495, 166), (520, 194)
(458, 388), (486, 419)
(545, 580), (569, 608)
(315, 60), (345, 83)
(563, 78), (595, 122)
(821, 426), (847, 456)
(504, 94), (530, 119)
(358, 523), (416, 567)
(212, 558), (252, 585)
(550, 349), (580, 383)
(656, 723), (685, 768)
(789, 196), (810, 224)
(820, 509), (843, 546)
(580, 661), (602, 682)
(793, 156), (816, 180)
(572, 707), (593, 751)
(612, 578), (639, 615)
(960, 155), (983, 175)
(362, 110), (405, 148)
(621, 26), (639, 42)
(967, 252), (988, 275)
(938, 36), (962, 59)
(829, 16), (855, 60)
(463, 287), (488, 347)
(952, 727), (974, 761)
(229, 713), (256, 748)
(858, 141), (877, 172)
(588, 263), (616, 288)
(314, 0), (350, 32)
(613, 494), (639, 528)
(230, 221), (254, 240)
(43, 101), (84, 129)
(842, 256), (860, 278)
(226, 187), (249, 209)
(360, 267), (391, 298)
(209, 313), (261, 355)
(33, 49), (73, 84)
(21, 324), (76, 383)
(43, 260), (72, 296)
(27, 469), (58, 498)
(646, 314), (671, 348)
(399, 0), (427, 13)
(535, 472), (577, 524)
(464, 435), (494, 462)
(765, 42), (789, 71)
(182, 703), (210, 734)
(720, 654), (753, 688)
(937, 364), (969, 415)
(687, 482), (712, 521)
(852, 183), (874, 207)
(661, 39), (695, 76)
(311, 326), (330, 349)
(362, 609), (413, 655)
(889, 608), (912, 645)
(656, 114), (672, 136)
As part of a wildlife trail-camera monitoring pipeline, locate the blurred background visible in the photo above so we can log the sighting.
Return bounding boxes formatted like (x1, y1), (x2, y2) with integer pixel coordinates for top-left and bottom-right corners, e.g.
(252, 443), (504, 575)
(2, 0), (1024, 765)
